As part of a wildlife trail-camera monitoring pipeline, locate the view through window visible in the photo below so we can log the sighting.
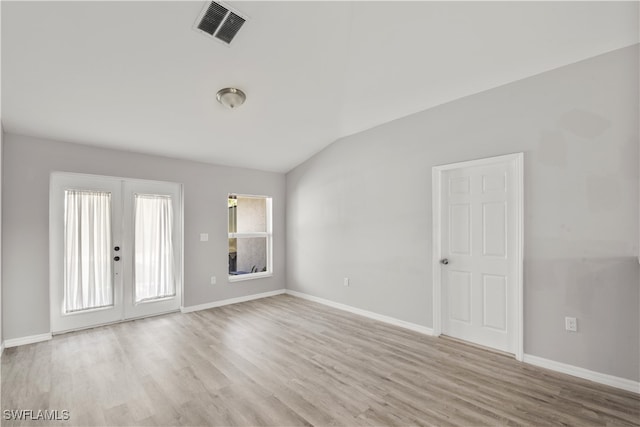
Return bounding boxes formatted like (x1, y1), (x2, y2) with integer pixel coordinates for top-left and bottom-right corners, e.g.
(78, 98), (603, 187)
(228, 194), (272, 280)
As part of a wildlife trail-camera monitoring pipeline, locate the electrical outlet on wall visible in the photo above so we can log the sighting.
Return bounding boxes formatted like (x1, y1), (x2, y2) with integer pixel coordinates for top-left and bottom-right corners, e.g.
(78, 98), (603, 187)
(565, 316), (577, 332)
(211, 276), (216, 285)
(343, 277), (349, 287)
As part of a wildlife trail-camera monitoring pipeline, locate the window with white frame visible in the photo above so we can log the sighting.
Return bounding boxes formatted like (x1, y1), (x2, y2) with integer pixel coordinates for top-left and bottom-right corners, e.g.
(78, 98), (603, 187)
(228, 194), (272, 281)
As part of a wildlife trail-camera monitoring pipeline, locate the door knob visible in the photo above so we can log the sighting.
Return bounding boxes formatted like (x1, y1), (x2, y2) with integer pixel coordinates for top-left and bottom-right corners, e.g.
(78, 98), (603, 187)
(114, 256), (120, 261)
(440, 258), (449, 265)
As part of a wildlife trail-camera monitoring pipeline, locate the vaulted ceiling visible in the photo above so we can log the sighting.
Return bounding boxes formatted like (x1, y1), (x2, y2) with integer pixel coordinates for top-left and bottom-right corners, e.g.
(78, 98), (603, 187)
(2, 1), (638, 172)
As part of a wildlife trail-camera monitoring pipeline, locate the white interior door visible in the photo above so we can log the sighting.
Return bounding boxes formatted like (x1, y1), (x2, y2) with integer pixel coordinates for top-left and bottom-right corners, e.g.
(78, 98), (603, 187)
(50, 173), (182, 333)
(433, 153), (523, 358)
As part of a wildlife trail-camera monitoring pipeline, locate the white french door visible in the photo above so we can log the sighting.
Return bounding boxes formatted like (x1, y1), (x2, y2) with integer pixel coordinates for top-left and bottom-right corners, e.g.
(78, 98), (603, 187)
(432, 153), (523, 359)
(50, 173), (182, 333)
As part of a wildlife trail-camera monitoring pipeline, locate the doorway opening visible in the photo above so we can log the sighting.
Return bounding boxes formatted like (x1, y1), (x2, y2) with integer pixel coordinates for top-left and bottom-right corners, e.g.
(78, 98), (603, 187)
(50, 172), (183, 333)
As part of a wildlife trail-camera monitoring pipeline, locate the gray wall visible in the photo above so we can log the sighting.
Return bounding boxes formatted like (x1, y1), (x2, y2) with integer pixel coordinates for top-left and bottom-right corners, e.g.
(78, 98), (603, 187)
(286, 45), (639, 381)
(2, 134), (286, 340)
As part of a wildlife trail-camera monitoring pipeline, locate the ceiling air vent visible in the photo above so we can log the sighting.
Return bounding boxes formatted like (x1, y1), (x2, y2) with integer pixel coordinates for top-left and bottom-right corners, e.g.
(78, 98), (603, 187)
(194, 2), (247, 45)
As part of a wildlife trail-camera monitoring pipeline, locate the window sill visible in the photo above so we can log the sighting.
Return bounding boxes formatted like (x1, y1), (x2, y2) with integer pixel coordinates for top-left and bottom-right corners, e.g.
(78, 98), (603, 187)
(228, 272), (273, 283)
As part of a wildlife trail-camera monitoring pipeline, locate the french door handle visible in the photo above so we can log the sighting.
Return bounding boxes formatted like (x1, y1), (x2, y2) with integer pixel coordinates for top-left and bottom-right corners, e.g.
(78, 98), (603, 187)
(114, 256), (121, 261)
(440, 258), (449, 265)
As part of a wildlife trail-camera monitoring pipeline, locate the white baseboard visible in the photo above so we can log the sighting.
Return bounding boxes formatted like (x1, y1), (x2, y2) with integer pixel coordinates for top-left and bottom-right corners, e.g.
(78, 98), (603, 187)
(4, 333), (53, 348)
(523, 354), (640, 394)
(285, 289), (433, 336)
(180, 289), (286, 314)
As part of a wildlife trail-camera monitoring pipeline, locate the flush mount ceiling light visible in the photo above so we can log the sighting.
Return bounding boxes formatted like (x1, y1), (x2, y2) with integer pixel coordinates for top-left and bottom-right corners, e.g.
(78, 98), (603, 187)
(216, 88), (246, 109)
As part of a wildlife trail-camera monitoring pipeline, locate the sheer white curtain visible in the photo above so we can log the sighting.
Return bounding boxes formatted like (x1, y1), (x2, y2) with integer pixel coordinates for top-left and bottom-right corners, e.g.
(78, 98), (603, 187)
(64, 190), (113, 313)
(134, 194), (175, 303)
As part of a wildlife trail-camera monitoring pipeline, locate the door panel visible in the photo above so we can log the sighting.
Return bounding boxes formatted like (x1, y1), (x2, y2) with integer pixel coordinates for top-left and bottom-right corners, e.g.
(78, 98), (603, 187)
(449, 204), (471, 254)
(50, 173), (182, 333)
(438, 155), (520, 354)
(448, 271), (471, 323)
(51, 174), (123, 333)
(482, 202), (506, 257)
(482, 172), (506, 193)
(449, 176), (471, 194)
(482, 274), (507, 331)
(122, 180), (182, 320)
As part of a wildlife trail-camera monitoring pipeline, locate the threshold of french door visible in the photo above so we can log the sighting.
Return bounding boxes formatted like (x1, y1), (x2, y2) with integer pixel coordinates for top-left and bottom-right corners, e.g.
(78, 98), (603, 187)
(51, 308), (181, 336)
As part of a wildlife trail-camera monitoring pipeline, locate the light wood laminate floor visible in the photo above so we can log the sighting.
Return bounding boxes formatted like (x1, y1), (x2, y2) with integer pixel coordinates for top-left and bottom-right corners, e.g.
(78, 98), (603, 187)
(2, 294), (639, 426)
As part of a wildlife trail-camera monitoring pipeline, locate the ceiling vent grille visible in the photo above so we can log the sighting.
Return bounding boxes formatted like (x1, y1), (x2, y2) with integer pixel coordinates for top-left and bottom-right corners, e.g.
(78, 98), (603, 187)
(194, 2), (246, 45)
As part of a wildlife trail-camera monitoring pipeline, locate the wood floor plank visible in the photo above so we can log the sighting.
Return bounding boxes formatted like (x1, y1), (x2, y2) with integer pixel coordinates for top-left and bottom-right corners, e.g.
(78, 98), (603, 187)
(2, 294), (638, 426)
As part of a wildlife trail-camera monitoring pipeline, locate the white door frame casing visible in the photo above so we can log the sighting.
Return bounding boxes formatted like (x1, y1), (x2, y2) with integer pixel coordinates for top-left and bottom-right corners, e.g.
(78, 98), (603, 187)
(431, 153), (524, 361)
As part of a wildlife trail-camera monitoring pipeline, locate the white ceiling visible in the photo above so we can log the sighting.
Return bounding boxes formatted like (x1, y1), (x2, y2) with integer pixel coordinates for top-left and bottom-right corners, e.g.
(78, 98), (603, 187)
(2, 1), (638, 173)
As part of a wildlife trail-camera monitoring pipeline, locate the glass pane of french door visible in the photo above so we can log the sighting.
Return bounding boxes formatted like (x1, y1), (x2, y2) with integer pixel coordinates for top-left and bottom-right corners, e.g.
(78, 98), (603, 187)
(134, 194), (175, 303)
(64, 190), (114, 312)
